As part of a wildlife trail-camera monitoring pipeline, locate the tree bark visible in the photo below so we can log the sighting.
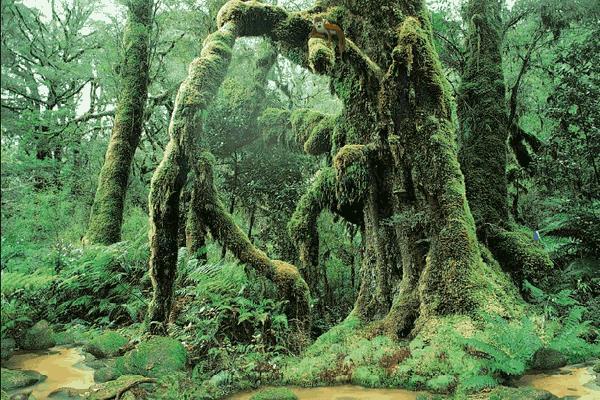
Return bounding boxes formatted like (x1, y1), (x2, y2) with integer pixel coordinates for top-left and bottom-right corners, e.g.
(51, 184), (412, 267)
(85, 0), (152, 245)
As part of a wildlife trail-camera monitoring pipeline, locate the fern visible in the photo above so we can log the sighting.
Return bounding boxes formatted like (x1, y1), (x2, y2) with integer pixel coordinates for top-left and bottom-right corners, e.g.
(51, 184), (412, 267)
(548, 306), (598, 362)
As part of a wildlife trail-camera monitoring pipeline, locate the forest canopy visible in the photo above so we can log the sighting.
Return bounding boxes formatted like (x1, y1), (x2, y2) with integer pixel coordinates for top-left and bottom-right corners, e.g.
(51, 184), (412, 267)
(1, 0), (598, 399)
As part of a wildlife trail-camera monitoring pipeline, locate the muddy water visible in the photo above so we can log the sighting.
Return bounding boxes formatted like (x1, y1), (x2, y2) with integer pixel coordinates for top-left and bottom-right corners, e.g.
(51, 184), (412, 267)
(231, 364), (600, 400)
(228, 385), (421, 400)
(4, 346), (95, 399)
(517, 363), (599, 399)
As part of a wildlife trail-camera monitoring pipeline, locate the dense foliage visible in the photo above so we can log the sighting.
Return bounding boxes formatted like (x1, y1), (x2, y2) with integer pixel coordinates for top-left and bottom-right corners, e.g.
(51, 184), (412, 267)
(1, 0), (598, 399)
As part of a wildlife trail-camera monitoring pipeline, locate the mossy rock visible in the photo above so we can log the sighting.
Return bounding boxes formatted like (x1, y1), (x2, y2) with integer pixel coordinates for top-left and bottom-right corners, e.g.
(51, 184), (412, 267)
(48, 387), (89, 399)
(531, 348), (567, 370)
(18, 320), (56, 350)
(0, 368), (44, 391)
(115, 337), (187, 378)
(84, 331), (128, 358)
(1, 337), (15, 360)
(488, 386), (558, 400)
(249, 387), (298, 400)
(94, 366), (120, 384)
(84, 375), (154, 400)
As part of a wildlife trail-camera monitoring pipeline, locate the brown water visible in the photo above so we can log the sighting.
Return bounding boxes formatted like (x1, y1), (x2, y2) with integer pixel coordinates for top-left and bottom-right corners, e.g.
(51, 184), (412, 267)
(230, 364), (600, 400)
(517, 363), (599, 399)
(228, 385), (421, 400)
(4, 346), (95, 399)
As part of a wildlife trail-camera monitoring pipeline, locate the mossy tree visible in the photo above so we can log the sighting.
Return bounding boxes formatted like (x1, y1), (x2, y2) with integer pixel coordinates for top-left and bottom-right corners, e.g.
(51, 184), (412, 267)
(85, 0), (153, 245)
(146, 0), (538, 337)
(457, 0), (552, 288)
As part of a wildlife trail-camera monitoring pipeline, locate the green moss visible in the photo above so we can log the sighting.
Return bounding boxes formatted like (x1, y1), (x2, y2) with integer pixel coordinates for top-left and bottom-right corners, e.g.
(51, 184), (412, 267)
(458, 0), (509, 229)
(308, 37), (335, 74)
(115, 336), (187, 378)
(0, 368), (43, 391)
(290, 109), (329, 147)
(259, 108), (292, 145)
(250, 387), (298, 400)
(86, 375), (155, 400)
(333, 145), (368, 205)
(530, 348), (567, 370)
(351, 365), (386, 387)
(0, 337), (15, 361)
(84, 0), (152, 245)
(304, 115), (335, 156)
(488, 386), (558, 400)
(487, 226), (553, 286)
(84, 331), (129, 358)
(19, 320), (56, 350)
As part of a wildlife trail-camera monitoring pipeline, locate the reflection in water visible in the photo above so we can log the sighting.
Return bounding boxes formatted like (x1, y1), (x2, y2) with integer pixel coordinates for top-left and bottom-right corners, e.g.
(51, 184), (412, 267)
(228, 385), (420, 400)
(517, 364), (599, 399)
(4, 346), (95, 399)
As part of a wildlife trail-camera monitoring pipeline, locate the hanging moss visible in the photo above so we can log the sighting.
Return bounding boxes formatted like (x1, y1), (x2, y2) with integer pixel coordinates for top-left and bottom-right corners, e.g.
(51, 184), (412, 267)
(333, 144), (369, 205)
(308, 37), (336, 74)
(258, 108), (292, 145)
(85, 0), (152, 245)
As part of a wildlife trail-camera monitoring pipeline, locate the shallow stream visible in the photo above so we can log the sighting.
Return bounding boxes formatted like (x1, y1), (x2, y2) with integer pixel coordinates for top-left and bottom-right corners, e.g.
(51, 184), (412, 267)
(4, 347), (598, 400)
(4, 346), (94, 399)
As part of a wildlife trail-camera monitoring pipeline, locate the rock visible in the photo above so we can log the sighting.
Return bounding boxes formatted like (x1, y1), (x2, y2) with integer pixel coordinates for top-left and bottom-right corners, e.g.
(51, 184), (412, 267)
(531, 348), (568, 370)
(84, 375), (154, 400)
(47, 387), (88, 399)
(249, 387), (298, 400)
(0, 369), (44, 391)
(488, 386), (558, 400)
(114, 337), (187, 378)
(18, 321), (56, 351)
(84, 332), (128, 358)
(1, 337), (16, 361)
(94, 366), (119, 384)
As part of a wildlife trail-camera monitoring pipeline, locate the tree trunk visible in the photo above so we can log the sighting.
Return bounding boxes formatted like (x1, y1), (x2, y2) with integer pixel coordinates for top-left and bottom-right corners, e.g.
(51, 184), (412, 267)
(457, 0), (552, 288)
(84, 0), (152, 245)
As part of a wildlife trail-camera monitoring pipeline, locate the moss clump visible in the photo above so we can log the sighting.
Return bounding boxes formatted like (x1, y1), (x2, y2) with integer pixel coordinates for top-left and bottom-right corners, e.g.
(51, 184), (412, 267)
(308, 37), (335, 74)
(0, 337), (15, 361)
(84, 331), (129, 358)
(333, 144), (368, 205)
(282, 318), (407, 387)
(290, 109), (329, 146)
(259, 108), (292, 145)
(530, 348), (567, 370)
(304, 116), (335, 156)
(488, 386), (558, 400)
(0, 368), (44, 391)
(487, 226), (553, 286)
(250, 387), (298, 400)
(19, 320), (56, 350)
(115, 336), (187, 378)
(86, 375), (155, 400)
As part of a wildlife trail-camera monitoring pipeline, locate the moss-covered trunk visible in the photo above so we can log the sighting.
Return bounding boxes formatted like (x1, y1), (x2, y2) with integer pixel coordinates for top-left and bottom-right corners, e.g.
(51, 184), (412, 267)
(85, 0), (152, 245)
(457, 0), (552, 287)
(146, 25), (237, 333)
(146, 0), (536, 336)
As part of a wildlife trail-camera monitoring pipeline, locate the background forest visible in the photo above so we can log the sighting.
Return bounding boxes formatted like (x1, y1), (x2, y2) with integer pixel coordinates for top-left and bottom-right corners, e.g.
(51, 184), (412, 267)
(0, 0), (598, 399)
